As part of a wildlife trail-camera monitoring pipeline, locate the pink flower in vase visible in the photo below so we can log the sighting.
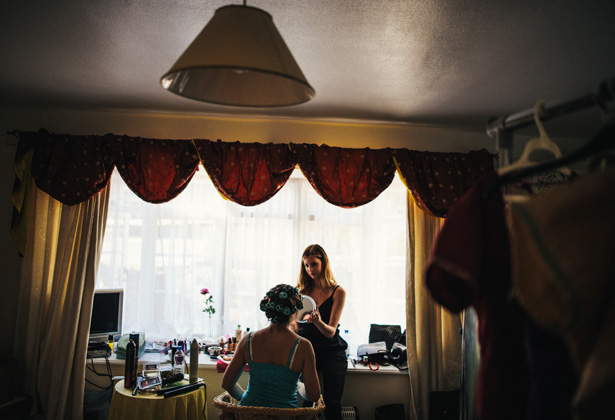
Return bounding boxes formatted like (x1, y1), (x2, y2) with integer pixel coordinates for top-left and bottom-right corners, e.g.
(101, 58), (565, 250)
(201, 288), (216, 318)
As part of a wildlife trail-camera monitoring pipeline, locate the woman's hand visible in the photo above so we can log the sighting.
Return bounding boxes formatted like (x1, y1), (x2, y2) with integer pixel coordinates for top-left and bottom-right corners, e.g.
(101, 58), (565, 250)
(305, 286), (346, 339)
(306, 309), (321, 325)
(307, 308), (336, 337)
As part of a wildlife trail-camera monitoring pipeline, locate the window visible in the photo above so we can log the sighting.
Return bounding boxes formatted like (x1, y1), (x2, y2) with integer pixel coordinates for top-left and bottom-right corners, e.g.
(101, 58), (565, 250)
(97, 167), (407, 354)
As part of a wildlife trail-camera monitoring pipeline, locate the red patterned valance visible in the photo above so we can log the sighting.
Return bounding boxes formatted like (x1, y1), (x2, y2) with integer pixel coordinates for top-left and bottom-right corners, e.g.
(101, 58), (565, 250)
(393, 148), (495, 217)
(108, 136), (200, 203)
(291, 143), (396, 208)
(11, 129), (494, 214)
(193, 140), (296, 206)
(17, 130), (115, 206)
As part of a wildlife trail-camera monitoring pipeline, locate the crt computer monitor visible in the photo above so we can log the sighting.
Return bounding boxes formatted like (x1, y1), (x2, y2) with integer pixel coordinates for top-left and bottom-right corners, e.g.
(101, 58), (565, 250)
(89, 288), (124, 343)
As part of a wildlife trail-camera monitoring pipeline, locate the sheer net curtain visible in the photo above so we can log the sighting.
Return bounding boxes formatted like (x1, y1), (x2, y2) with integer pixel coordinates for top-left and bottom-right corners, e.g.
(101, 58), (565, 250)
(406, 195), (462, 420)
(14, 181), (109, 420)
(97, 168), (408, 352)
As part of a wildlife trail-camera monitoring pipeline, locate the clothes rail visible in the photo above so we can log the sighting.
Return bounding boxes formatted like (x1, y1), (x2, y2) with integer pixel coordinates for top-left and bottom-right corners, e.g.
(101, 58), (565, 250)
(486, 77), (615, 168)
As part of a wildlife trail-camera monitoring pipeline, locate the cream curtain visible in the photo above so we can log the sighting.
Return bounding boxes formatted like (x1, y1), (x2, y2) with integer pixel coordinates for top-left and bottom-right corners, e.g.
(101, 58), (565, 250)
(14, 181), (110, 420)
(405, 194), (462, 420)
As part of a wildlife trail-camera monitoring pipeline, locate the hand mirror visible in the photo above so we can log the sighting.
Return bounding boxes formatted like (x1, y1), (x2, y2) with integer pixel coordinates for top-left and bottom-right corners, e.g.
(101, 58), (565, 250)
(296, 295), (316, 323)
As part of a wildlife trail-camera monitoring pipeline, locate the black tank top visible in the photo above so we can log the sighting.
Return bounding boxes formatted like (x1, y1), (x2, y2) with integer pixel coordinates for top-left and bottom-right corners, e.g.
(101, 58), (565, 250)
(300, 286), (347, 350)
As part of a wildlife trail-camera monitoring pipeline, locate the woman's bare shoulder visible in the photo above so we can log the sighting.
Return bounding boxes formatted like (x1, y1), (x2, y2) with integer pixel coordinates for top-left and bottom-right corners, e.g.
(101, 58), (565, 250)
(294, 337), (315, 365)
(297, 336), (315, 354)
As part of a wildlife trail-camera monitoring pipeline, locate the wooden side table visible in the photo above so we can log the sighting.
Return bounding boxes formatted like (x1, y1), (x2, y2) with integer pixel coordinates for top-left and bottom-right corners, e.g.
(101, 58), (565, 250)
(108, 379), (207, 420)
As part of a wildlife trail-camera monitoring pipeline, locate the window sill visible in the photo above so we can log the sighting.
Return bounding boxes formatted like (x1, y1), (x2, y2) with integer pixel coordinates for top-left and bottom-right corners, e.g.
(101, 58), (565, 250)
(93, 353), (408, 375)
(346, 359), (407, 375)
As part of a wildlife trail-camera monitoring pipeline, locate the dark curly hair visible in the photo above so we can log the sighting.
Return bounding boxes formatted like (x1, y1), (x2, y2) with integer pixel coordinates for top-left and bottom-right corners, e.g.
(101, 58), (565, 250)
(260, 284), (304, 324)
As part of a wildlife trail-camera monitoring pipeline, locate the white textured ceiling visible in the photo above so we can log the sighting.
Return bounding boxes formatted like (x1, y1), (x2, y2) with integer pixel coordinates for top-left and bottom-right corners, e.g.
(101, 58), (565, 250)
(1, 1), (614, 137)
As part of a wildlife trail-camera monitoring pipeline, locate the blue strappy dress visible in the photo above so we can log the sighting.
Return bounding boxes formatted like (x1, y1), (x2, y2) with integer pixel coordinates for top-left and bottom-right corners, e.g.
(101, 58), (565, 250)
(238, 332), (302, 408)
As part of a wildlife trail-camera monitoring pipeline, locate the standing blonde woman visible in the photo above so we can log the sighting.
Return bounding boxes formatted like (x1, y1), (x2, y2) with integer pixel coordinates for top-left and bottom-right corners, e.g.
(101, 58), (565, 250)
(297, 244), (347, 420)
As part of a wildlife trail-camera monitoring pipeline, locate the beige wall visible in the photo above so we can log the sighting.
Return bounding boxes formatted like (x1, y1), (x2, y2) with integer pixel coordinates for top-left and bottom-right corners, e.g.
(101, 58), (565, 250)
(0, 108), (495, 362)
(0, 108), (494, 149)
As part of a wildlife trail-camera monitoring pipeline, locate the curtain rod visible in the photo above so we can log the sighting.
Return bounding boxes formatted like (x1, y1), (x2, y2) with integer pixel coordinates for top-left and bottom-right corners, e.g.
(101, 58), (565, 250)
(486, 77), (615, 139)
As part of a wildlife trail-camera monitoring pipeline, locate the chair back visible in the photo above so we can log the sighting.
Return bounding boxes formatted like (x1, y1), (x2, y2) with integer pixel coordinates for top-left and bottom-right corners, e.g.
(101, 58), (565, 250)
(212, 392), (325, 420)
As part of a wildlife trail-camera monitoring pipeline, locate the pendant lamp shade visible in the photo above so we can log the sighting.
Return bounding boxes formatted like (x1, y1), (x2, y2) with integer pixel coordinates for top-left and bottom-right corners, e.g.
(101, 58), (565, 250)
(160, 4), (315, 107)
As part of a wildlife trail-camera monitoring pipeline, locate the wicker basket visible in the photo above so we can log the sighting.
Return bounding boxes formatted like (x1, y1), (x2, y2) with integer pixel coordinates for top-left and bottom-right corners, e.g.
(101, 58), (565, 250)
(212, 392), (325, 420)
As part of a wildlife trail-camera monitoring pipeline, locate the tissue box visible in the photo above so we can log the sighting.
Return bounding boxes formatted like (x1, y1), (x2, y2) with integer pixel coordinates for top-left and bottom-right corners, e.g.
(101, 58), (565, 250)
(116, 332), (146, 360)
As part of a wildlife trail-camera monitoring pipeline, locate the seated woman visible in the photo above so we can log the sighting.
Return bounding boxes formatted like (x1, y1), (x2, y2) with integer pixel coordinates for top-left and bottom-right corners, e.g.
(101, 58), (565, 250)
(222, 284), (321, 408)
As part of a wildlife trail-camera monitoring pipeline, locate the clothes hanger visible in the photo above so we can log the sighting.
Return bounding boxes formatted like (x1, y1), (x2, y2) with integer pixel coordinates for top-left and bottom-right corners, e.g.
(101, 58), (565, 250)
(484, 116), (615, 199)
(483, 79), (615, 198)
(499, 101), (571, 176)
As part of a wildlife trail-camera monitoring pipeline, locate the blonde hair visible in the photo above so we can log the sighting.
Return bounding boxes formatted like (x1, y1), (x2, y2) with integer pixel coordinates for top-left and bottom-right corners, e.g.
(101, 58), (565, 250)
(296, 244), (337, 293)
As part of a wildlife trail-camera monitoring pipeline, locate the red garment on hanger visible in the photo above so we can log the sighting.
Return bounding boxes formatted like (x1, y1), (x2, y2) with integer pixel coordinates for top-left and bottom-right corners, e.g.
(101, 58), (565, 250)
(425, 170), (530, 420)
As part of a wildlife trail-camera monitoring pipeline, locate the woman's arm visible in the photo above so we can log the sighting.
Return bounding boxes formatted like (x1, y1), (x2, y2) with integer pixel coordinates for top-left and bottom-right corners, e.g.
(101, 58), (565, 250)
(221, 336), (248, 400)
(308, 286), (346, 338)
(298, 339), (321, 402)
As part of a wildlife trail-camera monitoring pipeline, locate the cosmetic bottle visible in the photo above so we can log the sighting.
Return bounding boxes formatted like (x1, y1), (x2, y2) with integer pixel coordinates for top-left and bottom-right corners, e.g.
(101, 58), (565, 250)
(174, 346), (185, 376)
(124, 339), (137, 389)
(189, 339), (199, 383)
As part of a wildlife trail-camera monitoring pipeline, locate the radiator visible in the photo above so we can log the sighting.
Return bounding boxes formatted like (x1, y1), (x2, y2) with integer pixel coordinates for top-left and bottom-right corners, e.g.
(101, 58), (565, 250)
(341, 406), (359, 419)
